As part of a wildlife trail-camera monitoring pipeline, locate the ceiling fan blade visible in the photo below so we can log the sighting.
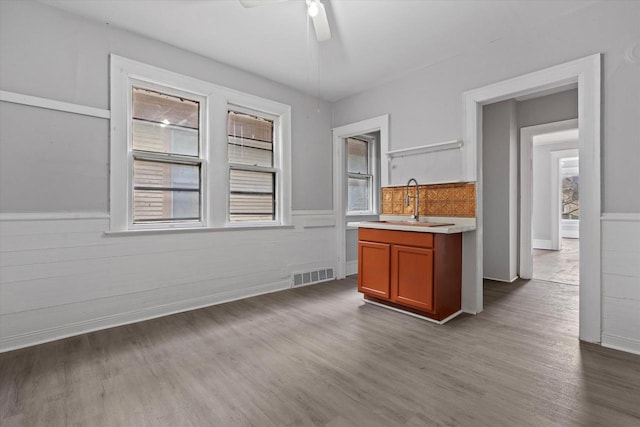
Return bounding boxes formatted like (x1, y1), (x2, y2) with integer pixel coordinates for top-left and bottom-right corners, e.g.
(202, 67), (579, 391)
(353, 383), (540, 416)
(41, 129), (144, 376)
(239, 0), (289, 8)
(311, 1), (331, 42)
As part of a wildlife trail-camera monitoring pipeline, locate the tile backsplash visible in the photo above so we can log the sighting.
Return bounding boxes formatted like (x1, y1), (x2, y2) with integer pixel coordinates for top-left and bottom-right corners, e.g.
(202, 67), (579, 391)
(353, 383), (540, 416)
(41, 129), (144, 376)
(381, 182), (476, 217)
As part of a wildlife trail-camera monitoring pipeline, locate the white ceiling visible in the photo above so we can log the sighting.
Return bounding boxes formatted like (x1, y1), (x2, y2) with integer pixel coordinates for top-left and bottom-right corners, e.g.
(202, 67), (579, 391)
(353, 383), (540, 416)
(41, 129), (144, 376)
(39, 0), (600, 102)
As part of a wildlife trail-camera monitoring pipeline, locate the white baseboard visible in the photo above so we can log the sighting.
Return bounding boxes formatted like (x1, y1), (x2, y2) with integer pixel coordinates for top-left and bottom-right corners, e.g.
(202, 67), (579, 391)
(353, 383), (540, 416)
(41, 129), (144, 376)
(0, 280), (290, 353)
(532, 239), (554, 250)
(561, 231), (579, 239)
(363, 299), (463, 325)
(346, 260), (358, 276)
(483, 276), (519, 283)
(561, 220), (579, 239)
(601, 334), (640, 356)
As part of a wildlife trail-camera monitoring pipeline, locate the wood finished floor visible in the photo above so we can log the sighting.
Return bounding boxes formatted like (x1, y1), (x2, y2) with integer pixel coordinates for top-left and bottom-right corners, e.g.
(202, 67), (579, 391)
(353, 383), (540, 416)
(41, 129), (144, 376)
(533, 238), (580, 286)
(1, 277), (640, 427)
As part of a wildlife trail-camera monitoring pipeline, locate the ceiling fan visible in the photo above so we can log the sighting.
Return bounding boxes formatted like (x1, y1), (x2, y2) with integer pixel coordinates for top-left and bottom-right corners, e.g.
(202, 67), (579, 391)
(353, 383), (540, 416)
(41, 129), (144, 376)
(239, 0), (332, 42)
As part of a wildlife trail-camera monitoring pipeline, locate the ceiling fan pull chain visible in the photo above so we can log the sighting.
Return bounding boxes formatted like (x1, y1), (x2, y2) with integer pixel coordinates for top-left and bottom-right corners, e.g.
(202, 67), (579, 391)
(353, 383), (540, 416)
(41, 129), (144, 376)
(317, 40), (321, 113)
(306, 11), (311, 119)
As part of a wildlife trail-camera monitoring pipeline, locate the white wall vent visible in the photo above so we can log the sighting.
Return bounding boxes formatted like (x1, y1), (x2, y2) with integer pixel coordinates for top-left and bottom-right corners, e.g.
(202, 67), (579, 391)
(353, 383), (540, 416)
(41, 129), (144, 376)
(293, 268), (334, 287)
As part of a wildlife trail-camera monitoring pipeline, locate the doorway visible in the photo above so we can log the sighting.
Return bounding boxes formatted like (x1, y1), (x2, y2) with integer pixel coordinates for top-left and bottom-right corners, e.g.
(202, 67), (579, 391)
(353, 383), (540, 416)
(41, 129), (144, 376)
(532, 153), (580, 286)
(527, 125), (580, 286)
(463, 54), (601, 343)
(481, 93), (579, 290)
(520, 119), (579, 288)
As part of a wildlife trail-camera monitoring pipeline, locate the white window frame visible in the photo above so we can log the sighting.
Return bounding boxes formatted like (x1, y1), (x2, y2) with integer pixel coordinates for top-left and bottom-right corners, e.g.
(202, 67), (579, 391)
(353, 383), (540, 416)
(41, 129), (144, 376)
(128, 81), (207, 230)
(346, 135), (377, 215)
(226, 105), (281, 225)
(110, 55), (291, 232)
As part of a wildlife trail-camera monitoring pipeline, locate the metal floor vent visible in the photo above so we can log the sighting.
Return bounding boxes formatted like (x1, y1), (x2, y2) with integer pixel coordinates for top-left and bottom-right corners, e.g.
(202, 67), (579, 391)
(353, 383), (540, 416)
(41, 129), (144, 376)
(293, 268), (334, 287)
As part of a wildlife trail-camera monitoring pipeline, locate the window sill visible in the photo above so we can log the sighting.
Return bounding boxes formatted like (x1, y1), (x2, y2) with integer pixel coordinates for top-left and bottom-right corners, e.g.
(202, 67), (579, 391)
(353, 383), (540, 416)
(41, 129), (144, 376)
(346, 212), (378, 217)
(104, 224), (294, 237)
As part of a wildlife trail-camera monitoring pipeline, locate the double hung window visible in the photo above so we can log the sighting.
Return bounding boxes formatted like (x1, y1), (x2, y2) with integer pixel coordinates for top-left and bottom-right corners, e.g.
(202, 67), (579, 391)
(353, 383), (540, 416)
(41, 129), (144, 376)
(110, 55), (291, 232)
(131, 87), (203, 225)
(227, 110), (277, 222)
(346, 137), (375, 214)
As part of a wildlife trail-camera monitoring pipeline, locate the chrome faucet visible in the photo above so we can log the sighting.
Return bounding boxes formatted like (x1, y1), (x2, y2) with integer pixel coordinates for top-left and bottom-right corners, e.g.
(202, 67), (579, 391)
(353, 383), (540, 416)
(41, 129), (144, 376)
(405, 178), (419, 222)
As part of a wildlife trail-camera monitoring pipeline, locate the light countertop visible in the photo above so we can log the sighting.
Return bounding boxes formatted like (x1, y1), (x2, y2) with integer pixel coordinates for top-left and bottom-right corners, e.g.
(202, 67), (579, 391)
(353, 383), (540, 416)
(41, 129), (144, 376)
(347, 215), (476, 234)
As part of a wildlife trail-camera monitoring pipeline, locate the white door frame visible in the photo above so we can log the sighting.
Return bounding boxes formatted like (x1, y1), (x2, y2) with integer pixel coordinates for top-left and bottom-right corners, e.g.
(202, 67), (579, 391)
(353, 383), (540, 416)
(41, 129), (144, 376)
(332, 115), (389, 279)
(520, 119), (578, 276)
(463, 54), (601, 343)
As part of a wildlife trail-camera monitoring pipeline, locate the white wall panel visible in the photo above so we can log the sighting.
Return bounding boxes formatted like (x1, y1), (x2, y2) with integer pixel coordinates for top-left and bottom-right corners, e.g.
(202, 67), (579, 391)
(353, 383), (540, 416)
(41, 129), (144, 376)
(0, 212), (337, 352)
(601, 215), (640, 355)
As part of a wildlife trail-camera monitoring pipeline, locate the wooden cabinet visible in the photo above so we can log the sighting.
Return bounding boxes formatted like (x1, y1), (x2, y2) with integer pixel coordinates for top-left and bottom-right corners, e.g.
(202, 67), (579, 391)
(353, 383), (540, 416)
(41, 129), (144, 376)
(358, 241), (390, 298)
(357, 228), (462, 321)
(391, 244), (434, 312)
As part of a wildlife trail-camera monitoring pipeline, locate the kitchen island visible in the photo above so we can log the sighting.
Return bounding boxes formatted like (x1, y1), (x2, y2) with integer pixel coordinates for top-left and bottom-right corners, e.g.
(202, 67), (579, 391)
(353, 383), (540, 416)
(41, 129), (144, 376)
(349, 217), (476, 324)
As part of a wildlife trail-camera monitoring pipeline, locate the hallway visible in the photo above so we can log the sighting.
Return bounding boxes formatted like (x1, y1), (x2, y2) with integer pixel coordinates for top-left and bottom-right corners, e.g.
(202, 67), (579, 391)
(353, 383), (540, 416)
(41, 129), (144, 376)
(532, 238), (579, 285)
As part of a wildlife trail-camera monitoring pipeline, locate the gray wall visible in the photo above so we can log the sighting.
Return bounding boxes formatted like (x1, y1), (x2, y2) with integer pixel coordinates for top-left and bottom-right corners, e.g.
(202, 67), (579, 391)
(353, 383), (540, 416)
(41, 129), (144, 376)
(332, 1), (640, 213)
(0, 0), (333, 213)
(482, 100), (518, 281)
(0, 103), (109, 212)
(517, 89), (579, 129)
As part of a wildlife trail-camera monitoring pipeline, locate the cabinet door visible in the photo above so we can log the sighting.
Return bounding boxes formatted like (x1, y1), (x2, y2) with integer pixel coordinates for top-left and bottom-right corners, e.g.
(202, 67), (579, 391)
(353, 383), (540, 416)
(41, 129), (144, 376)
(358, 241), (391, 298)
(391, 245), (434, 312)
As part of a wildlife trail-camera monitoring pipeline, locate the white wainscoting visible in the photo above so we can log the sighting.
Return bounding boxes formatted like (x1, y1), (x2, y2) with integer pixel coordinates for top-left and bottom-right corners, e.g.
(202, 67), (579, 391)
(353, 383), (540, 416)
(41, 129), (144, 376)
(561, 220), (579, 239)
(532, 239), (553, 250)
(601, 213), (640, 355)
(0, 210), (337, 352)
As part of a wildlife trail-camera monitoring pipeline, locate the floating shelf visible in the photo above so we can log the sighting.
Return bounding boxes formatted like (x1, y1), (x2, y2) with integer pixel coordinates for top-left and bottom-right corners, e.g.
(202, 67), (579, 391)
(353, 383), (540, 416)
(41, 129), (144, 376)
(385, 140), (463, 158)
